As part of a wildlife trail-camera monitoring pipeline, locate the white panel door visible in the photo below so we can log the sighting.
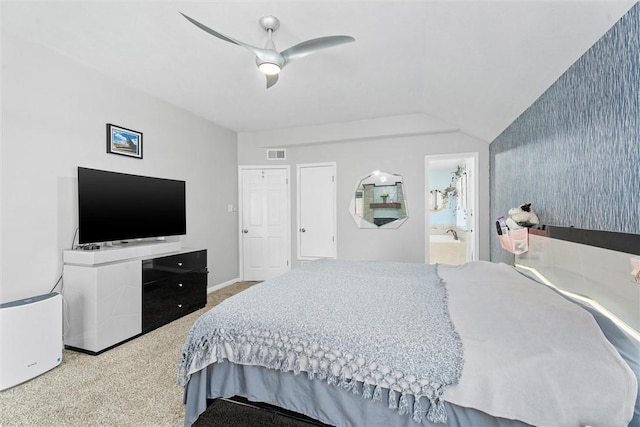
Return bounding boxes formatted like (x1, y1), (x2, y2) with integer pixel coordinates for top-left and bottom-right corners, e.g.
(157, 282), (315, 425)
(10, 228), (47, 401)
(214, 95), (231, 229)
(298, 163), (336, 260)
(241, 168), (289, 280)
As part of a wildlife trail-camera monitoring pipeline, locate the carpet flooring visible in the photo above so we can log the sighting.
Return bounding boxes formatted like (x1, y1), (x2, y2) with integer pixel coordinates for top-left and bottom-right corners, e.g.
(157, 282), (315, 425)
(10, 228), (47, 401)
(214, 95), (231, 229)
(0, 281), (320, 427)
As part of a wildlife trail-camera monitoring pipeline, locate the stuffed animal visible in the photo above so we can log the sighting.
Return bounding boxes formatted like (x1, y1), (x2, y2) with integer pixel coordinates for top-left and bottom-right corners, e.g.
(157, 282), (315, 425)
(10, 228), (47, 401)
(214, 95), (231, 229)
(505, 203), (540, 230)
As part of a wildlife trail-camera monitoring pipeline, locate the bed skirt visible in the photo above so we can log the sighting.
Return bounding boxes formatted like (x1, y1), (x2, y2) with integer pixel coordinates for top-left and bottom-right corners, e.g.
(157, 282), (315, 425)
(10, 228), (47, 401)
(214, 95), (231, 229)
(183, 360), (531, 427)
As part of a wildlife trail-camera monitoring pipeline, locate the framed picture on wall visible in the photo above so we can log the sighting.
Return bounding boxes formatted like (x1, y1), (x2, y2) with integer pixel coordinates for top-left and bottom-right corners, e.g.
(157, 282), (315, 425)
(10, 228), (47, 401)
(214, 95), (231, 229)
(106, 123), (143, 159)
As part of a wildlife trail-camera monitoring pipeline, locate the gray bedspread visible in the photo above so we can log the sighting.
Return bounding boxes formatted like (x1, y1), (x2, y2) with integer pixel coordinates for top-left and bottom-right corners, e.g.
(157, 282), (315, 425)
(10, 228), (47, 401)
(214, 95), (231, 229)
(179, 259), (463, 423)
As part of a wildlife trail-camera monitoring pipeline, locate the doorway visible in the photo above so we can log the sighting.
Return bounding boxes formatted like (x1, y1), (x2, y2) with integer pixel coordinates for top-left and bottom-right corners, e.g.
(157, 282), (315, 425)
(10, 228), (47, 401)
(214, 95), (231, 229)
(297, 162), (337, 260)
(238, 166), (290, 281)
(425, 153), (478, 264)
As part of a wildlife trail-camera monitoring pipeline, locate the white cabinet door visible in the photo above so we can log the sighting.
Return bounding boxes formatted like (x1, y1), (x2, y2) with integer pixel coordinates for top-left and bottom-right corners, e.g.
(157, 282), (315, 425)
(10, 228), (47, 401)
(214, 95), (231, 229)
(63, 260), (141, 352)
(298, 163), (336, 260)
(240, 167), (290, 280)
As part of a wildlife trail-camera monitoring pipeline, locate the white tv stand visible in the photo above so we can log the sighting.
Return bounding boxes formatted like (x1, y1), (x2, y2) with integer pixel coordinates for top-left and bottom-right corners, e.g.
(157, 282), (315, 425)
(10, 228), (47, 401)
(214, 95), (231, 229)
(63, 241), (207, 354)
(64, 241), (182, 265)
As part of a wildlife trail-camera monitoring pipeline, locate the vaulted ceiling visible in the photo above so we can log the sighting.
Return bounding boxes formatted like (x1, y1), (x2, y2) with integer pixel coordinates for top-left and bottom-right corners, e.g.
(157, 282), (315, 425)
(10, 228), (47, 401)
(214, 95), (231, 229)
(2, 1), (634, 142)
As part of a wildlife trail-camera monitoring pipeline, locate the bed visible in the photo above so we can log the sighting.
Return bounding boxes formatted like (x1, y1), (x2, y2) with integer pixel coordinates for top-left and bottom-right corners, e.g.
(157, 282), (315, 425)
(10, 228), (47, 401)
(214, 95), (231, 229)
(179, 227), (640, 427)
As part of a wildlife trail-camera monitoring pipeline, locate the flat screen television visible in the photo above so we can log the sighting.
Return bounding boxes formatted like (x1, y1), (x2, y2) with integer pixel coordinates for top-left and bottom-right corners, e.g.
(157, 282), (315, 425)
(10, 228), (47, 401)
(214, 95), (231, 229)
(77, 167), (186, 245)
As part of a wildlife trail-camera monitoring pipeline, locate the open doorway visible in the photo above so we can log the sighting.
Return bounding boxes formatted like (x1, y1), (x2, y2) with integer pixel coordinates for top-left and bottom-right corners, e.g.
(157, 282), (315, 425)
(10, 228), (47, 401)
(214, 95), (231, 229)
(425, 153), (478, 265)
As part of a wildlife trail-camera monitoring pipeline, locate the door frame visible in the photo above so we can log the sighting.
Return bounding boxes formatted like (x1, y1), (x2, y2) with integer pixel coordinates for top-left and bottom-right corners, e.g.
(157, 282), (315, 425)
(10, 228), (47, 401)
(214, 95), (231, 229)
(238, 165), (291, 281)
(425, 153), (479, 264)
(296, 162), (337, 261)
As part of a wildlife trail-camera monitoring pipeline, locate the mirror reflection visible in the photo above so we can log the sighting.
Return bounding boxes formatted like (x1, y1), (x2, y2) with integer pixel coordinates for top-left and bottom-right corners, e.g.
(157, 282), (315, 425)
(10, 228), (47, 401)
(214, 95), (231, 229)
(429, 190), (447, 212)
(349, 170), (408, 228)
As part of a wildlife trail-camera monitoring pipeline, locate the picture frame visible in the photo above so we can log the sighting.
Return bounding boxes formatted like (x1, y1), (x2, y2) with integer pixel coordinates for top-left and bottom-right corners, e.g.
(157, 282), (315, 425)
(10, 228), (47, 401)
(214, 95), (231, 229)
(106, 123), (143, 159)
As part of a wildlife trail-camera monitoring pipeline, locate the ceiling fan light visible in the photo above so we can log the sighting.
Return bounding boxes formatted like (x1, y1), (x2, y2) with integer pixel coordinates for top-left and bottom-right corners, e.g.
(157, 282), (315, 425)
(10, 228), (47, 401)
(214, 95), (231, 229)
(259, 62), (281, 75)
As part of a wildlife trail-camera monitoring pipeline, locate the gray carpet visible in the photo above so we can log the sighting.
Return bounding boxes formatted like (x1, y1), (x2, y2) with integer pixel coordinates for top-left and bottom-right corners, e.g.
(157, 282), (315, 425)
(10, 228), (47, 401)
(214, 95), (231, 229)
(0, 281), (309, 427)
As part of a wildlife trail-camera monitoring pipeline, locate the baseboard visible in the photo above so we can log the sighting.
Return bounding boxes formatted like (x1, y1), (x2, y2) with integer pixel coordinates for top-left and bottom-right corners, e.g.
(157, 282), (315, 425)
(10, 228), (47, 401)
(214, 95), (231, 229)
(207, 278), (241, 294)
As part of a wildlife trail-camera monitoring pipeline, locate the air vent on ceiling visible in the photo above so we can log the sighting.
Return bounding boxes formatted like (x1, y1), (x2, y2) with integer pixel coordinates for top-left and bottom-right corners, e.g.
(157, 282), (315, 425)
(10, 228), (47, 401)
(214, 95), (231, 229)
(267, 149), (286, 160)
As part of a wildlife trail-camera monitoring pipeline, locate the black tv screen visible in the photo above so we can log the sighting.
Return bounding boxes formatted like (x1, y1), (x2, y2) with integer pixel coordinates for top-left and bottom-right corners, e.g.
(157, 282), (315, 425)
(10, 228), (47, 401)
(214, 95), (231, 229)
(78, 167), (186, 245)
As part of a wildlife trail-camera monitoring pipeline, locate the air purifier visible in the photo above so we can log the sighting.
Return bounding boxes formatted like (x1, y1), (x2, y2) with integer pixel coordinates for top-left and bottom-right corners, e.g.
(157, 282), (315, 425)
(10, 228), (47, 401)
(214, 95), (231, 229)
(0, 293), (63, 391)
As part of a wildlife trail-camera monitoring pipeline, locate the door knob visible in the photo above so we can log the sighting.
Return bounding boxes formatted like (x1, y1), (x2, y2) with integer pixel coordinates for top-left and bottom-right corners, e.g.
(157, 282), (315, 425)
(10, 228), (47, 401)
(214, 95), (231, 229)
(300, 228), (306, 233)
(243, 229), (248, 233)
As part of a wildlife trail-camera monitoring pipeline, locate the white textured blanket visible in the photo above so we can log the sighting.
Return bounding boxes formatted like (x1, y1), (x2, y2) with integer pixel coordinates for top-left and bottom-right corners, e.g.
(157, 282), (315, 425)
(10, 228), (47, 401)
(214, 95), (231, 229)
(440, 261), (637, 427)
(179, 259), (464, 423)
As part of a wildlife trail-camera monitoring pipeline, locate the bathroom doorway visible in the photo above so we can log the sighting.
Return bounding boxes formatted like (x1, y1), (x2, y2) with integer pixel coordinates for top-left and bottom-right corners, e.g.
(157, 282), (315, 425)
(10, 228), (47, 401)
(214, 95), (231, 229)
(425, 153), (478, 265)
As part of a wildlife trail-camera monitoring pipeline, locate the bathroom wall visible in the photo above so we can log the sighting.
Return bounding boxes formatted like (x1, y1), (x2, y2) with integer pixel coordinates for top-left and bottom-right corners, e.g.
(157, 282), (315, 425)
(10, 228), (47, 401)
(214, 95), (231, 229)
(489, 4), (639, 263)
(429, 169), (457, 226)
(429, 165), (467, 264)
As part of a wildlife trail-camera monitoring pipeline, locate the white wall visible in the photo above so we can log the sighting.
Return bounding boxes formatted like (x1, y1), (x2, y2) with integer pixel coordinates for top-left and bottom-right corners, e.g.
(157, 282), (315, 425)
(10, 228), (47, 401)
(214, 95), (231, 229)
(238, 117), (490, 265)
(1, 33), (239, 303)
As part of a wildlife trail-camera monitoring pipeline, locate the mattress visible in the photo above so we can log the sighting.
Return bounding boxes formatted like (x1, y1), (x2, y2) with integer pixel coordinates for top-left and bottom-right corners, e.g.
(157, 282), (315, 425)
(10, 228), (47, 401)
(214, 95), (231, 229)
(180, 260), (639, 426)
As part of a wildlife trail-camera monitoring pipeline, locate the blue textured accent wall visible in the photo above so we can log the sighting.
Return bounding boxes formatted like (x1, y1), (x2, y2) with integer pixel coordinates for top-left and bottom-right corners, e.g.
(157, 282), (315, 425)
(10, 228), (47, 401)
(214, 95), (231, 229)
(490, 4), (640, 263)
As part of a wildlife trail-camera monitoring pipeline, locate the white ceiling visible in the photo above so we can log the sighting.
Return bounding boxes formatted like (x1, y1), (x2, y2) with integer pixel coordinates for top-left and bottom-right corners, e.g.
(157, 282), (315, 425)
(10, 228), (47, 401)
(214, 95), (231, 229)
(2, 1), (635, 142)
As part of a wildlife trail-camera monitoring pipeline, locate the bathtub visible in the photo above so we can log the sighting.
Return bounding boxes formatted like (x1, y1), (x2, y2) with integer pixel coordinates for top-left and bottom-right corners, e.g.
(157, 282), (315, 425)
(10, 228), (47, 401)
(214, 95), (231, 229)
(430, 233), (465, 264)
(430, 234), (460, 243)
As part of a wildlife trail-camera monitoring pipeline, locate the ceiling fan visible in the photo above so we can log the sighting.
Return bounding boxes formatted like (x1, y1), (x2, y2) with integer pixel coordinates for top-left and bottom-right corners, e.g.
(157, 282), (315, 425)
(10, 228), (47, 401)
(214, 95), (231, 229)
(180, 12), (355, 88)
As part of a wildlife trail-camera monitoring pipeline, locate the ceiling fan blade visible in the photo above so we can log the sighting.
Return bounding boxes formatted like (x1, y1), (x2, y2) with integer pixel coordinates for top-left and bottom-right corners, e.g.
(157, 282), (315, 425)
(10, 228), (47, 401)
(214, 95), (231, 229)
(281, 35), (355, 65)
(179, 12), (269, 59)
(266, 74), (279, 89)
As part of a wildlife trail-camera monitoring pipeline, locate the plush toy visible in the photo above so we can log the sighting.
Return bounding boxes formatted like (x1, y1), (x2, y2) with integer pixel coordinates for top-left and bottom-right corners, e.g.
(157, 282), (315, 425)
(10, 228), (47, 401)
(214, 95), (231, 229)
(505, 203), (540, 230)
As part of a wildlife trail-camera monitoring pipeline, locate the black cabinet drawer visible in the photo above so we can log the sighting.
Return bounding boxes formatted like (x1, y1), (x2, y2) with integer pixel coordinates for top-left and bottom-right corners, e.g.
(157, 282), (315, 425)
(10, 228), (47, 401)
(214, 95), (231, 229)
(142, 270), (207, 333)
(142, 250), (207, 283)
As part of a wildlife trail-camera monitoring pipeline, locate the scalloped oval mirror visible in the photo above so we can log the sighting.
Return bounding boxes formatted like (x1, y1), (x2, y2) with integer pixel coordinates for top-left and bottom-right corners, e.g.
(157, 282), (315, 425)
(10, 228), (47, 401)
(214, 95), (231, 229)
(349, 170), (408, 228)
(429, 189), (447, 212)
